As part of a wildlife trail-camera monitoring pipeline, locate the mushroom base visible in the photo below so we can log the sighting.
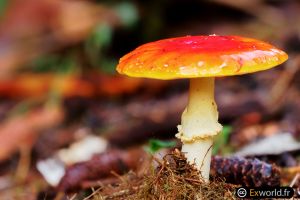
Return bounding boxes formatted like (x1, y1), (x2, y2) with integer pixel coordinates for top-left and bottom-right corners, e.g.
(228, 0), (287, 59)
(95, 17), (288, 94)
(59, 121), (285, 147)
(182, 137), (213, 181)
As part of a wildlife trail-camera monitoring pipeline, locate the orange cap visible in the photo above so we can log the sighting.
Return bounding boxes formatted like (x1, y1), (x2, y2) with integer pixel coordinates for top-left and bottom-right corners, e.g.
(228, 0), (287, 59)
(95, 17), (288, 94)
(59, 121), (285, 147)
(117, 35), (288, 80)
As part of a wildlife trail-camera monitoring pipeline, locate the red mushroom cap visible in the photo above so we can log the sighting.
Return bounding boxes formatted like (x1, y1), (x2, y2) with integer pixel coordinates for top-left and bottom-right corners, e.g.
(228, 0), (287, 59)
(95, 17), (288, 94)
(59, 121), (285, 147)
(117, 35), (288, 80)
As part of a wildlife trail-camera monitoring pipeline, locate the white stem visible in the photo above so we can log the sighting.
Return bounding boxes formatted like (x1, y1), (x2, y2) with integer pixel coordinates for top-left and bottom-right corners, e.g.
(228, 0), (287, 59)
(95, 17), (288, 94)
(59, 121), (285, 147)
(181, 138), (213, 181)
(176, 77), (222, 182)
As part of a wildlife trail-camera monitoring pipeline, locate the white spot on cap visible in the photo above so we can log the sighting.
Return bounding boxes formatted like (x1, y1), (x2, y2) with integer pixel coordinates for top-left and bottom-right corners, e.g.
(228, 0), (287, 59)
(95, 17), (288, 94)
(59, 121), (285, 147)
(219, 62), (227, 69)
(270, 48), (281, 54)
(185, 40), (194, 44)
(209, 67), (222, 74)
(179, 66), (198, 75)
(197, 61), (204, 67)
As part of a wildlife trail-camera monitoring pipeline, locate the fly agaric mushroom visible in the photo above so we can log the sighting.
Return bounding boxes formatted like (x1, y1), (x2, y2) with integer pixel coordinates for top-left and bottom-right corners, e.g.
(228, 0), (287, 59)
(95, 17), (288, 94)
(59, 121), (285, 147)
(116, 35), (288, 181)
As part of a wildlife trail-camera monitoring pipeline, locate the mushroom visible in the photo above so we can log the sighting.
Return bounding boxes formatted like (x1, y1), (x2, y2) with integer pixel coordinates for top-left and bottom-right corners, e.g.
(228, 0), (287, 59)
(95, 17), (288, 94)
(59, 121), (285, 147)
(116, 35), (288, 181)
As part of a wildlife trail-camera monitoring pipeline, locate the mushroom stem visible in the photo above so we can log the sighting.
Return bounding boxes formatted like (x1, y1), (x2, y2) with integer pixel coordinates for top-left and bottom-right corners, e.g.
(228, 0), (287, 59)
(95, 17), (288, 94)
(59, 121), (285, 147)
(176, 77), (222, 181)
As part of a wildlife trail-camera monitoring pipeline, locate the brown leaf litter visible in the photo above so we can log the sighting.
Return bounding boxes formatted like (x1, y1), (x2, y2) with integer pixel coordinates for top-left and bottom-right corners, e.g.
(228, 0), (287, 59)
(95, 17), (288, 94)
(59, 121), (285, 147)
(88, 149), (235, 200)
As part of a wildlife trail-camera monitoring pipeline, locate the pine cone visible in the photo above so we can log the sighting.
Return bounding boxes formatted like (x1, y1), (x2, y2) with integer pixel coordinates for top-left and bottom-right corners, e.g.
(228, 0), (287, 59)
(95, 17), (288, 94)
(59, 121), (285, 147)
(211, 156), (281, 187)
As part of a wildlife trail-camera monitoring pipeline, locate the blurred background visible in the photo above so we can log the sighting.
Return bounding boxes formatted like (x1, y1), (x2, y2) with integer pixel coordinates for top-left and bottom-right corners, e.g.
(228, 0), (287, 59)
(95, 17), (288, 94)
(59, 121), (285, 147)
(0, 0), (300, 199)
